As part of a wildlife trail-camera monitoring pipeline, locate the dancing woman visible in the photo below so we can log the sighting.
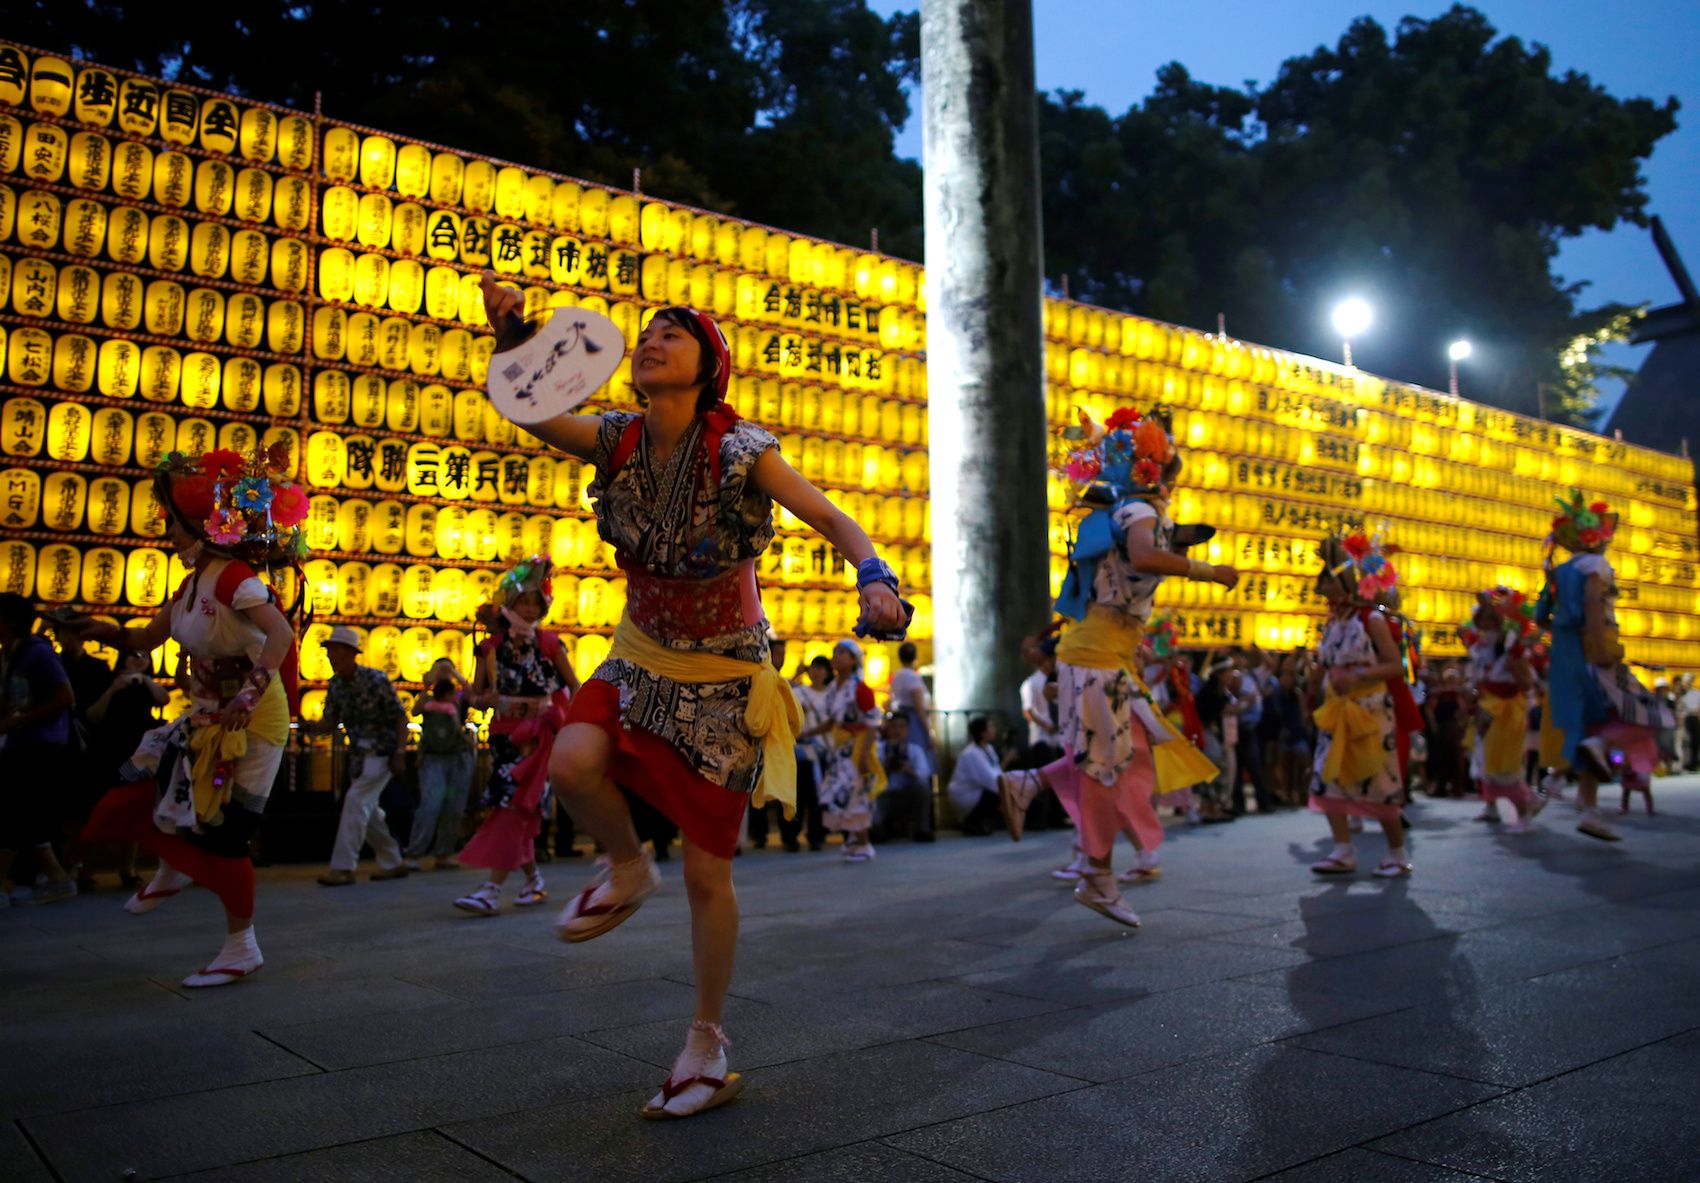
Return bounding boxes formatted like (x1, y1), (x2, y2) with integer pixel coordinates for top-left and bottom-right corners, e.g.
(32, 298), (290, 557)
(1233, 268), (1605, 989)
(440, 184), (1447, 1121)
(1536, 490), (1672, 842)
(453, 558), (580, 914)
(79, 446), (304, 985)
(814, 639), (885, 860)
(1461, 586), (1543, 832)
(479, 276), (906, 1117)
(997, 407), (1236, 925)
(1306, 533), (1422, 877)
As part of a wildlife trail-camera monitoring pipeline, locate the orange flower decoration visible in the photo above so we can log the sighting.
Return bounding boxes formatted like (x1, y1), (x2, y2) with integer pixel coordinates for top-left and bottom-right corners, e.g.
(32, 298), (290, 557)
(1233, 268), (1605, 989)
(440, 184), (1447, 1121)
(1133, 417), (1172, 464)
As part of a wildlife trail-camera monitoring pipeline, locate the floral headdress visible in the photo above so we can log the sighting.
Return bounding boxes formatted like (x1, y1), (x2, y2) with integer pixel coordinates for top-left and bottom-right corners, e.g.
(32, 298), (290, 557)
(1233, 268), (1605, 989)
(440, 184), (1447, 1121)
(1548, 489), (1617, 554)
(1058, 405), (1177, 505)
(1317, 529), (1400, 608)
(1145, 614), (1179, 660)
(1459, 585), (1537, 650)
(154, 445), (308, 564)
(497, 555), (553, 608)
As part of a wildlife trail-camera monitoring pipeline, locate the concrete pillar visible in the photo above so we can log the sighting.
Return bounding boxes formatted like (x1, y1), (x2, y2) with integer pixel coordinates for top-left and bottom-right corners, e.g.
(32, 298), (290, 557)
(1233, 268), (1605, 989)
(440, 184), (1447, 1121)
(921, 0), (1051, 719)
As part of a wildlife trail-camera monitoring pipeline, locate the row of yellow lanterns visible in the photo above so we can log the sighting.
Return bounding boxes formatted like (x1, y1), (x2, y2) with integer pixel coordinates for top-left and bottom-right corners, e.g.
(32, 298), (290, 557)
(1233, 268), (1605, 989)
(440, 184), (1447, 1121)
(322, 128), (924, 307)
(2, 397), (293, 476)
(0, 49), (312, 167)
(0, 144), (311, 229)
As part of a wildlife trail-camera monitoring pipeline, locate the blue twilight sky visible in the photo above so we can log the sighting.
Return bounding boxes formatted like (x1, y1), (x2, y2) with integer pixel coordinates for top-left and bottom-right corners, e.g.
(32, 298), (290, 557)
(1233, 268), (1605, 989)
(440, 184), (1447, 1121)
(868, 0), (1700, 416)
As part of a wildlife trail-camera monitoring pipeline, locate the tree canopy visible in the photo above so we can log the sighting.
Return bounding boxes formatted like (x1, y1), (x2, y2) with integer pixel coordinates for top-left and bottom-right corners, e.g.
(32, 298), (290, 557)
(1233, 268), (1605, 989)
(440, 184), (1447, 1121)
(1039, 5), (1679, 422)
(9, 0), (925, 259)
(10, 3), (1679, 421)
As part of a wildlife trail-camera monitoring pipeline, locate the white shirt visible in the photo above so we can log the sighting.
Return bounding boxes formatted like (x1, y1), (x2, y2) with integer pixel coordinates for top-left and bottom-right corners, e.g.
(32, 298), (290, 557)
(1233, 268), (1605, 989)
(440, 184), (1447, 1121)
(889, 667), (930, 714)
(948, 741), (1001, 812)
(1021, 670), (1055, 748)
(1679, 688), (1700, 716)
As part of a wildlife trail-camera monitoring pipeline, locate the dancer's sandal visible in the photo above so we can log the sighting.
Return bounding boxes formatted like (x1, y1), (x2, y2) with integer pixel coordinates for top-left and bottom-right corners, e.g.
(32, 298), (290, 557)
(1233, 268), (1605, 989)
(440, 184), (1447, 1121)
(997, 771), (1041, 841)
(555, 851), (659, 943)
(182, 961), (262, 988)
(514, 875), (548, 907)
(1117, 865), (1162, 885)
(1372, 857), (1413, 878)
(640, 1021), (745, 1120)
(1072, 873), (1141, 928)
(124, 864), (192, 914)
(1309, 855), (1357, 875)
(453, 882), (502, 915)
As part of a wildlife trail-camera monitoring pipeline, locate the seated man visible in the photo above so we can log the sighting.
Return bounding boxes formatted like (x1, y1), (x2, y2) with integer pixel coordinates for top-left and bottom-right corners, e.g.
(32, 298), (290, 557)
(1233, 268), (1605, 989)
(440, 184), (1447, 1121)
(948, 716), (1004, 835)
(872, 713), (935, 843)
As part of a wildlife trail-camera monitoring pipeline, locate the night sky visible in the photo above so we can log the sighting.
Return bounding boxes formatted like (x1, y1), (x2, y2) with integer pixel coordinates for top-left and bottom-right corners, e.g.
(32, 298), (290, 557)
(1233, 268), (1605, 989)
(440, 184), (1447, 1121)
(872, 1), (1698, 414)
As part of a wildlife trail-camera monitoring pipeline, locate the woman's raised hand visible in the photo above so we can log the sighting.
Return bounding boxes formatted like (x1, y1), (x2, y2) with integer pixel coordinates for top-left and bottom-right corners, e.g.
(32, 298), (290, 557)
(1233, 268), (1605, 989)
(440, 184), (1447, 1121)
(858, 582), (906, 634)
(479, 269), (523, 328)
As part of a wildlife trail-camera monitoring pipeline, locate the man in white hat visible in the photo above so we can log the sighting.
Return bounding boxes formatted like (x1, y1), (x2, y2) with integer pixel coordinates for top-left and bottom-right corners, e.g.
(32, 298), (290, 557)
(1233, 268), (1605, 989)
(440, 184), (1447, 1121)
(311, 626), (410, 886)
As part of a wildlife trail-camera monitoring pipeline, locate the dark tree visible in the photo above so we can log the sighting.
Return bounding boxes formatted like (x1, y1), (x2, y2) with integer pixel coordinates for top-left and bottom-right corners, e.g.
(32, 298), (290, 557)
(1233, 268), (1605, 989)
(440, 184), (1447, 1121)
(1039, 5), (1678, 423)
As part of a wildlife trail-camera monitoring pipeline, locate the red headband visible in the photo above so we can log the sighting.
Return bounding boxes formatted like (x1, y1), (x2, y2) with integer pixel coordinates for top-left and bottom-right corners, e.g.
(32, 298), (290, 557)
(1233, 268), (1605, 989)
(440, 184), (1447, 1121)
(681, 308), (731, 404)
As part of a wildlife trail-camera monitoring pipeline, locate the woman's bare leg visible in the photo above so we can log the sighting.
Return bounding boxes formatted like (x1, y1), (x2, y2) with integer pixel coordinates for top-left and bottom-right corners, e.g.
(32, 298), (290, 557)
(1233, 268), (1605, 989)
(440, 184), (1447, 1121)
(549, 723), (641, 863)
(681, 840), (737, 1023)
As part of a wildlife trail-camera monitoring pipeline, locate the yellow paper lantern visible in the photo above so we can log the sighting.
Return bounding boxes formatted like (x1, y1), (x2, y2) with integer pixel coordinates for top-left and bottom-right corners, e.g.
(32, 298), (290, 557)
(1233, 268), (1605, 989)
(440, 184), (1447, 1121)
(401, 566), (436, 619)
(80, 547), (125, 605)
(268, 298), (305, 354)
(67, 130), (112, 190)
(225, 292), (266, 348)
(183, 287), (226, 343)
(357, 191), (392, 247)
(124, 546), (170, 607)
(353, 252), (390, 308)
(237, 106), (277, 163)
(196, 97), (239, 154)
(0, 536), (35, 596)
(50, 332), (95, 393)
(234, 166), (273, 223)
(192, 158), (236, 216)
(463, 160), (497, 212)
(465, 509), (500, 562)
(21, 121), (66, 184)
(0, 467), (40, 529)
(36, 543), (81, 603)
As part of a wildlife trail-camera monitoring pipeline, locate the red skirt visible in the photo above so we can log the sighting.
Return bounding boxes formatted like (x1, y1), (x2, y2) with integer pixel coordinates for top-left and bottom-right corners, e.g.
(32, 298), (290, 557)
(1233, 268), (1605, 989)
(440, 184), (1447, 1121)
(564, 678), (748, 860)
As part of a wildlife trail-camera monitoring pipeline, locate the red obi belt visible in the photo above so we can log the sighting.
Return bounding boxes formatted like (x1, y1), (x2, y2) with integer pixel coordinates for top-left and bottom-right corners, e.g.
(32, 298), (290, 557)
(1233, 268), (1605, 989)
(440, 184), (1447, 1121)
(622, 558), (763, 640)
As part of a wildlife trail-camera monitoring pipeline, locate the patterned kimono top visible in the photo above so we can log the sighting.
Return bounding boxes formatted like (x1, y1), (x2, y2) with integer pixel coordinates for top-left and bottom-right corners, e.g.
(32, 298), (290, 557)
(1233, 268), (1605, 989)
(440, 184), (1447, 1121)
(1309, 611), (1401, 806)
(585, 410), (779, 794)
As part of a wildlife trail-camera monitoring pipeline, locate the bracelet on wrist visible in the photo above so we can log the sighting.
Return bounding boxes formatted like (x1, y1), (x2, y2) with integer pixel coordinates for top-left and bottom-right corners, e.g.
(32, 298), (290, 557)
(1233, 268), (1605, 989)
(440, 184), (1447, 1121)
(856, 556), (899, 592)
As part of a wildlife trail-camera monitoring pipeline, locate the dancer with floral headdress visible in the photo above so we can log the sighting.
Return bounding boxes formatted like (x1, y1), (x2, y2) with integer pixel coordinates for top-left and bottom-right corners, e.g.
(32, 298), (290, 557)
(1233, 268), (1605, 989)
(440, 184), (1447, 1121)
(478, 277), (908, 1118)
(1461, 586), (1544, 833)
(453, 557), (580, 914)
(998, 407), (1236, 926)
(76, 446), (306, 986)
(1536, 490), (1672, 842)
(1306, 532), (1424, 877)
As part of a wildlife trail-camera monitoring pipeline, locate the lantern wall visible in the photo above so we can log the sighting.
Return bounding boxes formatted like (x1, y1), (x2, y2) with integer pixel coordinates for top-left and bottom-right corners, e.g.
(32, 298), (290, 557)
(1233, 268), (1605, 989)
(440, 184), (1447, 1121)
(1, 38), (1694, 695)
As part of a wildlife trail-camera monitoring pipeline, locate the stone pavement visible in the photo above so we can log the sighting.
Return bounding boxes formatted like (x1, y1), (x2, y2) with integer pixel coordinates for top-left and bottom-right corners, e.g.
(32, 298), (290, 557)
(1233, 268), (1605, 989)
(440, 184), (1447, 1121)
(4, 779), (1700, 1183)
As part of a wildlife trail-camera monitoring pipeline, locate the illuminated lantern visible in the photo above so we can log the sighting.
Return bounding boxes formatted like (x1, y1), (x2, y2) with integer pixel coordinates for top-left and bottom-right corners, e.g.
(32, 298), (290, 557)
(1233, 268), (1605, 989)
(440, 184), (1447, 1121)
(268, 299), (305, 355)
(313, 370), (352, 424)
(460, 216), (492, 268)
(389, 201), (426, 257)
(353, 252), (390, 308)
(13, 189), (59, 252)
(0, 467), (39, 528)
(377, 316), (410, 370)
(75, 67), (120, 126)
(225, 292), (266, 348)
(318, 247), (355, 303)
(306, 431), (347, 488)
(129, 477), (166, 539)
(0, 537), (34, 596)
(495, 166), (528, 219)
(419, 149), (465, 205)
(430, 566), (466, 622)
(420, 384), (454, 437)
(457, 508), (494, 562)
(216, 420), (258, 458)
(123, 546), (168, 607)
(88, 337), (142, 400)
(9, 256), (54, 319)
(402, 565), (436, 618)
(192, 97), (239, 154)
(420, 209), (463, 264)
(25, 56), (72, 117)
(321, 127), (359, 182)
(526, 455), (557, 506)
(436, 504), (468, 557)
(350, 374), (385, 428)
(356, 134), (395, 189)
(494, 511), (528, 561)
(389, 258), (424, 314)
(302, 559), (339, 616)
(183, 287), (226, 343)
(67, 131), (112, 190)
(20, 122), (66, 184)
(407, 322), (441, 375)
(607, 194), (639, 246)
(521, 230), (551, 280)
(424, 265), (460, 320)
(187, 221), (230, 279)
(234, 166), (272, 223)
(55, 267), (99, 329)
(333, 561), (369, 617)
(271, 174), (311, 231)
(178, 351), (221, 408)
(490, 222), (524, 276)
(463, 160), (496, 212)
(35, 543), (80, 603)
(360, 561), (402, 617)
(42, 472), (88, 530)
(397, 626), (434, 682)
(357, 191), (392, 247)
(193, 158), (235, 215)
(522, 514), (556, 559)
(322, 185), (358, 242)
(440, 329), (474, 383)
(261, 425), (300, 474)
(345, 311), (378, 366)
(78, 547), (123, 606)
(148, 213), (190, 271)
(407, 442), (450, 498)
(522, 173), (554, 223)
(310, 306), (350, 363)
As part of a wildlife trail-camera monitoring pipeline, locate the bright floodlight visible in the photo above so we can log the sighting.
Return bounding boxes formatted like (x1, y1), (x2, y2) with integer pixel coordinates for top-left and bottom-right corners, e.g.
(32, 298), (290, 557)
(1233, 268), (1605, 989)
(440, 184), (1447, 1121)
(1448, 339), (1473, 361)
(1332, 298), (1373, 339)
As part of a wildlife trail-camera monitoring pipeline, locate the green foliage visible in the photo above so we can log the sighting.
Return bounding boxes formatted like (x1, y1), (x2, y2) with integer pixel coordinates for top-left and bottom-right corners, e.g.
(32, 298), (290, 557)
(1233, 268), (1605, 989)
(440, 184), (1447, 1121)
(1039, 4), (1677, 425)
(9, 0), (922, 257)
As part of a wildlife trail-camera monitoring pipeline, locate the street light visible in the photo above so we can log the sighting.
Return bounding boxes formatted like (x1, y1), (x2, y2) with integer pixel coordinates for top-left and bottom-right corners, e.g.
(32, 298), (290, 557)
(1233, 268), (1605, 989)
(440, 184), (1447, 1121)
(1331, 298), (1372, 367)
(1447, 339), (1472, 398)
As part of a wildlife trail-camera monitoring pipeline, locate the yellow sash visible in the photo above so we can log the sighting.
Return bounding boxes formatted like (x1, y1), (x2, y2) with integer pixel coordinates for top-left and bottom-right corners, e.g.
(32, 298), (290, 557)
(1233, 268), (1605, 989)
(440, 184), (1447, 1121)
(1313, 685), (1385, 786)
(1055, 610), (1219, 793)
(1479, 689), (1526, 777)
(829, 725), (889, 800)
(608, 612), (801, 816)
(1536, 688), (1568, 772)
(188, 677), (289, 824)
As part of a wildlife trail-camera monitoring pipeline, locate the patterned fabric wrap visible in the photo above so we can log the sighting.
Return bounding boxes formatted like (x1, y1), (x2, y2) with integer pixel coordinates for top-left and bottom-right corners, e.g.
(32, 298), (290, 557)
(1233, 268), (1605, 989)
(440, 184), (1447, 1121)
(1308, 613), (1402, 820)
(583, 410), (779, 794)
(818, 676), (883, 831)
(480, 631), (568, 814)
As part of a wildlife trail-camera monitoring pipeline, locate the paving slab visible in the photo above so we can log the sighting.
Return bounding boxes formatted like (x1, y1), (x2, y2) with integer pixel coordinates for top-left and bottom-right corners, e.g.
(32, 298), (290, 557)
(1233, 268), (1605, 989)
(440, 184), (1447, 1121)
(957, 933), (1314, 1006)
(711, 1140), (986, 1181)
(1370, 1030), (1700, 1181)
(0, 1121), (54, 1183)
(886, 1044), (1502, 1183)
(158, 1130), (516, 1182)
(1252, 1146), (1498, 1181)
(444, 1040), (1082, 1183)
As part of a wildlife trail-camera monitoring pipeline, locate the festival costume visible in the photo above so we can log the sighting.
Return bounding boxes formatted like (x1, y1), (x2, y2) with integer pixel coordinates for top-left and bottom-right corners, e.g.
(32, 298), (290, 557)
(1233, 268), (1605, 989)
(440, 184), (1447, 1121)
(1535, 492), (1672, 837)
(1461, 587), (1538, 815)
(817, 646), (884, 854)
(461, 564), (573, 877)
(83, 446), (306, 986)
(1307, 533), (1423, 876)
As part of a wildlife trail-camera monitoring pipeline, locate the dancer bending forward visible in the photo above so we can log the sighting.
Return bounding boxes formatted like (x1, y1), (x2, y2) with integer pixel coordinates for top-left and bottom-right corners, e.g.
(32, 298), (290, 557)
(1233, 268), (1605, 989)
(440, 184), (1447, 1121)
(999, 407), (1234, 925)
(80, 445), (304, 985)
(480, 276), (906, 1118)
